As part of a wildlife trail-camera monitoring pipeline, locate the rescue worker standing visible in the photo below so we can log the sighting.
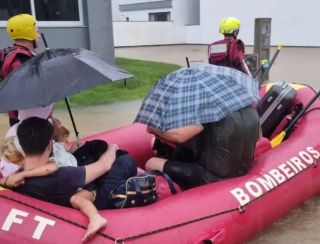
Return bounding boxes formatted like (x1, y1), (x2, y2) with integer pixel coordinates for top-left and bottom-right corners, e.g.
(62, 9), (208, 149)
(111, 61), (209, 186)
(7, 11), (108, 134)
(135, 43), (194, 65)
(208, 17), (251, 76)
(1, 14), (40, 126)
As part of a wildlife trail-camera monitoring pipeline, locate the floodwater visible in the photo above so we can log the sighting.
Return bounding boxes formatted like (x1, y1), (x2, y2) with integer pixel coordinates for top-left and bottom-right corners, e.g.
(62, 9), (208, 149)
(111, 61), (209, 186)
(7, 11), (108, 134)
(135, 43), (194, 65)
(116, 45), (320, 88)
(116, 45), (320, 243)
(247, 196), (320, 243)
(1, 45), (320, 243)
(0, 100), (143, 140)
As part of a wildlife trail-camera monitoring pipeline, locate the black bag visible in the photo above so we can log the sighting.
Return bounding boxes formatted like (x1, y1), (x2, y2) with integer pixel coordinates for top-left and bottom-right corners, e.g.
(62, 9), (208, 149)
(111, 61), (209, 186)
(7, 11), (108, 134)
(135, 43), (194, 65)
(256, 81), (296, 138)
(73, 139), (127, 166)
(110, 171), (177, 209)
(153, 138), (197, 163)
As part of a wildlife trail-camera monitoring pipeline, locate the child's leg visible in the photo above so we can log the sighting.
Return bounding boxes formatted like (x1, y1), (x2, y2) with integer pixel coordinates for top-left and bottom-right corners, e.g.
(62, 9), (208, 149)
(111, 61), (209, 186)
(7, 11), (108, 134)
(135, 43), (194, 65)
(70, 189), (107, 242)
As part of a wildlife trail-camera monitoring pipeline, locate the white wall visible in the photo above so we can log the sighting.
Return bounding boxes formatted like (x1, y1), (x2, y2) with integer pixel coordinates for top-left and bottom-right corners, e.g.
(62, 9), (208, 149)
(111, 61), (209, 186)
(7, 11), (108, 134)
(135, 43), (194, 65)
(112, 0), (188, 46)
(118, 9), (173, 22)
(112, 0), (320, 47)
(112, 0), (172, 21)
(113, 21), (184, 46)
(196, 0), (320, 46)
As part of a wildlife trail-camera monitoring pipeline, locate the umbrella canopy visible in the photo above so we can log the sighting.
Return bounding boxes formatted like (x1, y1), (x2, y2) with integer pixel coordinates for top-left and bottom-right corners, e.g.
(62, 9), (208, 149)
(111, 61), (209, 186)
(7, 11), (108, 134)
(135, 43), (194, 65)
(135, 64), (259, 131)
(0, 48), (133, 112)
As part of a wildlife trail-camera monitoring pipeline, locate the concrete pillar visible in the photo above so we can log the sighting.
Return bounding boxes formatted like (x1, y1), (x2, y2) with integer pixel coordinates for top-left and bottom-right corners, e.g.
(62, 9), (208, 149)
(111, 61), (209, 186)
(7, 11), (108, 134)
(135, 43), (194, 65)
(254, 18), (272, 81)
(86, 0), (115, 62)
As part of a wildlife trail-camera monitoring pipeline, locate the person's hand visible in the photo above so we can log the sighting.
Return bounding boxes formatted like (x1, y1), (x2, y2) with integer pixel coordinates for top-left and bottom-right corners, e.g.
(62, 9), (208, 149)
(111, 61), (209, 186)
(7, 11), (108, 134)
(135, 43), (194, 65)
(99, 144), (118, 169)
(105, 144), (119, 160)
(5, 173), (25, 188)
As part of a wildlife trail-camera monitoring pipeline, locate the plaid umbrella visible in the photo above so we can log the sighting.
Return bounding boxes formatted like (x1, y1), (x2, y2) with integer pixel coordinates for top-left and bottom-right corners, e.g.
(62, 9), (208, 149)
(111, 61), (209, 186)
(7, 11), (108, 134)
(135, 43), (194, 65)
(135, 64), (259, 131)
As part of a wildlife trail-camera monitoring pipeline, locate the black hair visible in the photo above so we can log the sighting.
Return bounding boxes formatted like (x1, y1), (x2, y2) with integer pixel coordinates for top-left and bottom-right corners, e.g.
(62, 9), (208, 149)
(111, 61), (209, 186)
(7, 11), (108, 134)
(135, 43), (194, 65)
(17, 117), (54, 156)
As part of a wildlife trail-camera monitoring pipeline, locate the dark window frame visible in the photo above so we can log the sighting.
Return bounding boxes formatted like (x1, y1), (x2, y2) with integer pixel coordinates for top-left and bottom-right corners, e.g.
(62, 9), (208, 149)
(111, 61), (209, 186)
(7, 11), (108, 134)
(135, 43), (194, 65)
(0, 0), (83, 27)
(149, 12), (171, 22)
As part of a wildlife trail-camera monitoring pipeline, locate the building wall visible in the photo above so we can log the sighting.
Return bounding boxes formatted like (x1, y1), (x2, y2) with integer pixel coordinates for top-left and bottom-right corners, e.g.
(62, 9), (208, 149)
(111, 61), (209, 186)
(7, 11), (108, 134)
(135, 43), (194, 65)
(112, 0), (199, 46)
(112, 0), (172, 21)
(114, 22), (180, 46)
(87, 0), (115, 62)
(0, 0), (115, 61)
(0, 26), (89, 51)
(112, 0), (320, 47)
(197, 0), (320, 47)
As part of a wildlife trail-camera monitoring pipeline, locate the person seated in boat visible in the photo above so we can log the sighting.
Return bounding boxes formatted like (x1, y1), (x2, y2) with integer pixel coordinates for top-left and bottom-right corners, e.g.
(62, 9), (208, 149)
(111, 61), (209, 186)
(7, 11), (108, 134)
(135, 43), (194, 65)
(145, 106), (260, 189)
(1, 133), (105, 242)
(0, 104), (82, 178)
(1, 117), (137, 242)
(1, 104), (58, 176)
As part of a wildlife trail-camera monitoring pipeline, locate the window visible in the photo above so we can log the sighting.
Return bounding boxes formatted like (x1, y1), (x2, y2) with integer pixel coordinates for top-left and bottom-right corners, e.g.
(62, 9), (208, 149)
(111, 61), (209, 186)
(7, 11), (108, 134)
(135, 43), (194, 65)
(149, 12), (171, 22)
(34, 0), (79, 21)
(0, 0), (83, 27)
(0, 1), (31, 20)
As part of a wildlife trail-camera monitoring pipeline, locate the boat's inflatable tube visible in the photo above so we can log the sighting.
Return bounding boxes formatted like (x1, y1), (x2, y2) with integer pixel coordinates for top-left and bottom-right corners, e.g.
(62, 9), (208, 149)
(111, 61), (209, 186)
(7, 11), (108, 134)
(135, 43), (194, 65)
(1, 85), (320, 243)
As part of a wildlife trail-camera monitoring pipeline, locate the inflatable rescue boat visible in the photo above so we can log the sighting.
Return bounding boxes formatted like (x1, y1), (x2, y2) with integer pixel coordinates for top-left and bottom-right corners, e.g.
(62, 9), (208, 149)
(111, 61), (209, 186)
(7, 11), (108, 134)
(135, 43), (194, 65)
(1, 83), (320, 243)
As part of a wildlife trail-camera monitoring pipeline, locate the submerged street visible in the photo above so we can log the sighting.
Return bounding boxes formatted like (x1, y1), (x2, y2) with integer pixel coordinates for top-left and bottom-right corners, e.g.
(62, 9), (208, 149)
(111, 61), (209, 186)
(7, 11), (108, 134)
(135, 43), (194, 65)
(1, 45), (320, 243)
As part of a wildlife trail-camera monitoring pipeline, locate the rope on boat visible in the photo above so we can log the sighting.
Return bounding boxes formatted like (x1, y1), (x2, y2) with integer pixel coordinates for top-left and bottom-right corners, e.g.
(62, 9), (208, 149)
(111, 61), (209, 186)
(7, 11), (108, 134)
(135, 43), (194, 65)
(0, 160), (317, 243)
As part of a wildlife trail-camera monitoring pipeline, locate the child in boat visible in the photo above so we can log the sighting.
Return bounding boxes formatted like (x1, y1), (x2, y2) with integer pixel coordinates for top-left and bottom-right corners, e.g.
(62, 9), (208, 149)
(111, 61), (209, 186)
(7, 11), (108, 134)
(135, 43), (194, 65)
(0, 131), (107, 242)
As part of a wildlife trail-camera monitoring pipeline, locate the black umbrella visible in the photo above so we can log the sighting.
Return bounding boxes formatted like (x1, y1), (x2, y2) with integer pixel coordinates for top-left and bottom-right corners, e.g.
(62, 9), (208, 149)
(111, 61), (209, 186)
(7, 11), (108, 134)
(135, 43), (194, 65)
(0, 47), (133, 142)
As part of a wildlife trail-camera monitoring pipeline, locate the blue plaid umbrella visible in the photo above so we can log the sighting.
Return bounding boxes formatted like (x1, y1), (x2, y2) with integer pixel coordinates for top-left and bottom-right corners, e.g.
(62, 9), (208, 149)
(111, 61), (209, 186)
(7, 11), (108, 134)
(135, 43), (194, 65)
(135, 64), (259, 132)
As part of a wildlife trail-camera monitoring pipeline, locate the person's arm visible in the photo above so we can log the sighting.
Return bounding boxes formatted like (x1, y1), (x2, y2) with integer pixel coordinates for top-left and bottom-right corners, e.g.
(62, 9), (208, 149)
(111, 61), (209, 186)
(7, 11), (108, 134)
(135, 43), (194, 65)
(84, 144), (118, 184)
(1, 163), (58, 188)
(147, 125), (204, 144)
(240, 58), (252, 76)
(21, 163), (58, 178)
(0, 177), (9, 187)
(235, 40), (252, 76)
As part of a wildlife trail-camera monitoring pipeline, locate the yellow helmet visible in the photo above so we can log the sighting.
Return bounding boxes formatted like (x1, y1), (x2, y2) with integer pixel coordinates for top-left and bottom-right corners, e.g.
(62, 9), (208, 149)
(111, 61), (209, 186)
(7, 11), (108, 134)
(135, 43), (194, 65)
(7, 14), (37, 41)
(219, 17), (240, 34)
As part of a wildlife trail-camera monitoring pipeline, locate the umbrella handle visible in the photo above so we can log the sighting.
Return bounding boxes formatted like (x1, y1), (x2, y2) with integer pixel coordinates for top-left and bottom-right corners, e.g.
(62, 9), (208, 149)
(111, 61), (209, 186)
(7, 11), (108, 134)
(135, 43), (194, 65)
(186, 57), (190, 68)
(41, 33), (49, 49)
(64, 98), (80, 142)
(76, 135), (81, 147)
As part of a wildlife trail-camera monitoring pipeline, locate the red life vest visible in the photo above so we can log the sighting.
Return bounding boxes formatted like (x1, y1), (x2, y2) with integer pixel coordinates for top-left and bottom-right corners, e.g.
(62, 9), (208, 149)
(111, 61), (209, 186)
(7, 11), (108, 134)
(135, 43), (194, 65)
(0, 45), (33, 80)
(0, 45), (33, 123)
(208, 38), (245, 73)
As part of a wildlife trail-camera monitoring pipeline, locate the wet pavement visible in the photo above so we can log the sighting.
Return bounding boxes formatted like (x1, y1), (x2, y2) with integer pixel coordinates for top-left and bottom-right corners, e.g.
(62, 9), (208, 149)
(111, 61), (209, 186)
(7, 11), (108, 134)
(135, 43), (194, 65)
(116, 45), (320, 88)
(0, 100), (143, 140)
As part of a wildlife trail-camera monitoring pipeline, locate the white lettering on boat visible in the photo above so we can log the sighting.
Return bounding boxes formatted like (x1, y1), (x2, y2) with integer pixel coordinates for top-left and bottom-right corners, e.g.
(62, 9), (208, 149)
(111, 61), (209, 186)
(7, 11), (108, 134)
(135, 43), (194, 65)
(230, 146), (320, 206)
(33, 215), (55, 240)
(1, 208), (55, 240)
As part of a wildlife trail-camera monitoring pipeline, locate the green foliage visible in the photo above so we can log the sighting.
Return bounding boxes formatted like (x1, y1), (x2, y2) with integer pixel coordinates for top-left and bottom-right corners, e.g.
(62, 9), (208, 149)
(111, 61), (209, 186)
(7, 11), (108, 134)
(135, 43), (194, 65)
(55, 58), (180, 108)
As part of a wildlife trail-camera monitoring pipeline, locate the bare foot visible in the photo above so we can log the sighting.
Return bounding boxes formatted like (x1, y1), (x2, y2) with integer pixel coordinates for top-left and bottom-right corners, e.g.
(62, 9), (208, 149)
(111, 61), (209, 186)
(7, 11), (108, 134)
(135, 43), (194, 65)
(81, 215), (108, 242)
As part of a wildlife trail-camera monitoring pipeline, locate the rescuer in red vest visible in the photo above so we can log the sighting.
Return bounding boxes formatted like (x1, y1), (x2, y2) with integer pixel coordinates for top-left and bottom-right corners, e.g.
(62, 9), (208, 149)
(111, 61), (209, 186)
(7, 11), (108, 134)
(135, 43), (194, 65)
(1, 14), (40, 126)
(208, 17), (251, 76)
